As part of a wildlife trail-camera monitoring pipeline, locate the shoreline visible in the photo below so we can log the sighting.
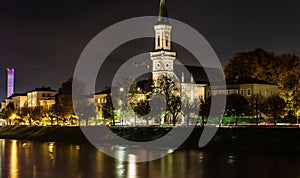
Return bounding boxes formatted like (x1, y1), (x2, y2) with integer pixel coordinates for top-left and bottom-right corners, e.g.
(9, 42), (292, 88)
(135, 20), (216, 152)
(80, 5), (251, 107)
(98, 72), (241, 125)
(0, 125), (300, 152)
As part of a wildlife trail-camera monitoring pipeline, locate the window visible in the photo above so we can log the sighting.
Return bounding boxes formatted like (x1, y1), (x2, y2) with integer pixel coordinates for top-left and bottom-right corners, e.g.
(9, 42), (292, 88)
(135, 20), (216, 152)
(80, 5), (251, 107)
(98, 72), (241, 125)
(199, 95), (204, 100)
(270, 90), (273, 96)
(234, 90), (239, 95)
(157, 35), (160, 47)
(165, 34), (169, 46)
(259, 89), (262, 96)
(240, 89), (244, 96)
(207, 91), (210, 97)
(247, 88), (251, 96)
(226, 90), (230, 95)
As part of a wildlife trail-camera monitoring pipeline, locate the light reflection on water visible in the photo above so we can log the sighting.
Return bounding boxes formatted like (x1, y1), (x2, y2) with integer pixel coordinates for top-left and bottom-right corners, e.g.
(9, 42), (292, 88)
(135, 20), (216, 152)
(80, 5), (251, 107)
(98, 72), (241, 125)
(10, 140), (18, 178)
(0, 139), (299, 178)
(227, 155), (236, 164)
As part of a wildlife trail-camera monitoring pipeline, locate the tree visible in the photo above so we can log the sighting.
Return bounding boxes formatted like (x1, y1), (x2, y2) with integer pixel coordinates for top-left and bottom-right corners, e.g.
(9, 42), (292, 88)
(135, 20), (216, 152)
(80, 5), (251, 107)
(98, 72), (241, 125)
(198, 96), (211, 125)
(181, 96), (198, 126)
(2, 103), (15, 125)
(154, 75), (181, 126)
(72, 79), (96, 126)
(47, 106), (57, 125)
(101, 94), (116, 125)
(168, 95), (181, 126)
(133, 100), (151, 125)
(226, 95), (249, 125)
(180, 92), (204, 126)
(129, 80), (152, 125)
(249, 94), (265, 125)
(224, 49), (300, 117)
(30, 106), (43, 125)
(54, 78), (75, 125)
(75, 97), (96, 126)
(224, 48), (277, 82)
(20, 102), (32, 125)
(266, 95), (285, 125)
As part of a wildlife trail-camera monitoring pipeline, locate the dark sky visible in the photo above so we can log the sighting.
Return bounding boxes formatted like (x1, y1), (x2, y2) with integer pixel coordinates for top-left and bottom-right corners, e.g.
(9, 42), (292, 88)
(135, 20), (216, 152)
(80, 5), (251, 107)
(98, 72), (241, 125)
(0, 0), (299, 101)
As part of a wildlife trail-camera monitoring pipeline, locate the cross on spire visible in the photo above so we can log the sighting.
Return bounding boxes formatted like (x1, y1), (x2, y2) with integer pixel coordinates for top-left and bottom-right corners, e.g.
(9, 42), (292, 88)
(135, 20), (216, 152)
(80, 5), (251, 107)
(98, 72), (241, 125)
(157, 0), (169, 24)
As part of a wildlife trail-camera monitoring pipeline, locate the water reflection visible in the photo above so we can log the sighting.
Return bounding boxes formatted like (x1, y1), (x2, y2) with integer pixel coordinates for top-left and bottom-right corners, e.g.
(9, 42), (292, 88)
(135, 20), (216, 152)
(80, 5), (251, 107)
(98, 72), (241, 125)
(127, 154), (137, 178)
(0, 139), (300, 178)
(227, 155), (236, 164)
(47, 143), (54, 166)
(9, 140), (18, 178)
(114, 147), (126, 178)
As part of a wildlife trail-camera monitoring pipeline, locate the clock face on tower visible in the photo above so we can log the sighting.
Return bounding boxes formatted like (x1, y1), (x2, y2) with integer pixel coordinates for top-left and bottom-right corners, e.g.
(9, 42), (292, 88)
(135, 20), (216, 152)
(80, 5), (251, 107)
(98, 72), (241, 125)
(155, 62), (161, 69)
(165, 62), (170, 69)
(154, 61), (172, 71)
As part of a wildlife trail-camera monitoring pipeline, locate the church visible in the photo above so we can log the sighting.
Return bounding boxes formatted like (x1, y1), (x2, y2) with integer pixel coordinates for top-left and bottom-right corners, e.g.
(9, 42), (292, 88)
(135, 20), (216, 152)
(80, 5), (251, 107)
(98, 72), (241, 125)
(94, 0), (208, 124)
(150, 0), (207, 103)
(94, 0), (280, 124)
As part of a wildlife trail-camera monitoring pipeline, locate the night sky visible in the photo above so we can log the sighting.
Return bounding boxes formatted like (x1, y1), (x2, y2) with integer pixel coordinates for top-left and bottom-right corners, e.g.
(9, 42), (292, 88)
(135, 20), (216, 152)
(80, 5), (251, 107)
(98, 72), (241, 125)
(0, 0), (299, 101)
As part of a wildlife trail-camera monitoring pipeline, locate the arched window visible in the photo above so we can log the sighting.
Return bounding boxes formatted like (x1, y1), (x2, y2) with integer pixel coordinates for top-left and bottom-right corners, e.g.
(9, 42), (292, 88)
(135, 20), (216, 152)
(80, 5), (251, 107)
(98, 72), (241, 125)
(157, 35), (160, 47)
(165, 34), (169, 46)
(247, 88), (251, 96)
(259, 89), (262, 96)
(240, 89), (244, 96)
(270, 90), (273, 96)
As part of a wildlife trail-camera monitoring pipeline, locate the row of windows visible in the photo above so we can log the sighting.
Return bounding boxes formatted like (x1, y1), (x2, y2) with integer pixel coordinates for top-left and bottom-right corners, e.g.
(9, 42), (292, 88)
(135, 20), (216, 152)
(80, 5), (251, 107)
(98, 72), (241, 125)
(97, 98), (107, 104)
(240, 89), (273, 96)
(157, 34), (169, 47)
(28, 93), (55, 98)
(207, 89), (274, 97)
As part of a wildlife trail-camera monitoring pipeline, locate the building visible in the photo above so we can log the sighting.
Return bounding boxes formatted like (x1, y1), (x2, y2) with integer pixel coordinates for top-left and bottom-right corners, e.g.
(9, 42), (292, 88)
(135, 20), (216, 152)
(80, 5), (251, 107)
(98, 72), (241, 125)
(5, 97), (13, 108)
(94, 88), (111, 120)
(206, 77), (278, 99)
(11, 93), (28, 110)
(150, 0), (207, 103)
(39, 99), (56, 109)
(150, 0), (176, 81)
(27, 87), (57, 108)
(94, 0), (213, 124)
(7, 68), (14, 98)
(1, 101), (6, 110)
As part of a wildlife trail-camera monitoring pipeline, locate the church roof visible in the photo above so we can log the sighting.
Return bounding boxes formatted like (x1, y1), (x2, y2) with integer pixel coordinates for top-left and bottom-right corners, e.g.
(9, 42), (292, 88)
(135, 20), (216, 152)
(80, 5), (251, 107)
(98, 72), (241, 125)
(95, 88), (111, 95)
(27, 87), (56, 93)
(174, 65), (223, 84)
(209, 77), (276, 87)
(225, 77), (276, 85)
(157, 0), (169, 24)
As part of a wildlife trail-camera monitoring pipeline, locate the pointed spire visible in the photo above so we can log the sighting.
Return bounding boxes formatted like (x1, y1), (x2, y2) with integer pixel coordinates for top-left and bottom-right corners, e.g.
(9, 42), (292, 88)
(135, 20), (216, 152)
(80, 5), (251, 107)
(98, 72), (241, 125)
(157, 0), (169, 24)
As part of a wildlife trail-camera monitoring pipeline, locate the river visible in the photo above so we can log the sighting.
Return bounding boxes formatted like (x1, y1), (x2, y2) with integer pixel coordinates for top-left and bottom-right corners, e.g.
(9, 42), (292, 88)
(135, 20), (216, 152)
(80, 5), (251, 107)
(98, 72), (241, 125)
(0, 139), (299, 178)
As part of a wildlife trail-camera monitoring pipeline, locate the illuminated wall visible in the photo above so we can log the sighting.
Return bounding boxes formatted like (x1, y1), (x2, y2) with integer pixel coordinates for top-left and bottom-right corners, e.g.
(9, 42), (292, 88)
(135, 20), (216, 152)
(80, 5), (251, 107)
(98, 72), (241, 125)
(7, 68), (14, 98)
(27, 90), (56, 108)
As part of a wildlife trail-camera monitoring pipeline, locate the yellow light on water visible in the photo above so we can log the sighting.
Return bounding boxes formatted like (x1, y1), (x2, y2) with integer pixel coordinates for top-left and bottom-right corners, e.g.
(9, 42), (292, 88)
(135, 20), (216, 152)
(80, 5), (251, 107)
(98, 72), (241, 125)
(10, 140), (18, 178)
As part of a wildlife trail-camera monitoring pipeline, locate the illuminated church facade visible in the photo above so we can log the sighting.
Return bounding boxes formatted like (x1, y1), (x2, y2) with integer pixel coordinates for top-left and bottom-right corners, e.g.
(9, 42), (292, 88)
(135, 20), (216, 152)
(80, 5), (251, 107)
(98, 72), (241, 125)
(150, 0), (206, 102)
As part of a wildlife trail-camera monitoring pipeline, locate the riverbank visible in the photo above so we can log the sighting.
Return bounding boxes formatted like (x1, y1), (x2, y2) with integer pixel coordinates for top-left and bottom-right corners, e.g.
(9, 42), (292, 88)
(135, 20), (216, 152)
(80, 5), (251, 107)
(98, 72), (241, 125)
(0, 125), (300, 152)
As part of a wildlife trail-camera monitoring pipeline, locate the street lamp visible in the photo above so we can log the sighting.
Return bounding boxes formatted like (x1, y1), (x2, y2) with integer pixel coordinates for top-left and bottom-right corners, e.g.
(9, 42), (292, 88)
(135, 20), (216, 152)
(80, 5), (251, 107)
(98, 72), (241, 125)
(120, 87), (124, 125)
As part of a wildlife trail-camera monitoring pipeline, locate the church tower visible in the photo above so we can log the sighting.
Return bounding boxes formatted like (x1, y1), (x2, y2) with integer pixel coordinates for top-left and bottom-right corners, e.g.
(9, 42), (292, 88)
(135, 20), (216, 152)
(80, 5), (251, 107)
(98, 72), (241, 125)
(150, 0), (176, 81)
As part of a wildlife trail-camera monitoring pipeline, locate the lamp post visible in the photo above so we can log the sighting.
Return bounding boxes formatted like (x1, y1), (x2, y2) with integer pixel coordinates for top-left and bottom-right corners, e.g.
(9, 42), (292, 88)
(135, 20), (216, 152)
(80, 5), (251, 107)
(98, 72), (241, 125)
(120, 87), (124, 126)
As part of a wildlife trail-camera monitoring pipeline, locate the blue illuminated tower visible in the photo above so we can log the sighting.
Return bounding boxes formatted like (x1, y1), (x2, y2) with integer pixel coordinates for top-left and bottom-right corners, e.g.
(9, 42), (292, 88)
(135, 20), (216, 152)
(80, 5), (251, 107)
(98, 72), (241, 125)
(7, 68), (14, 98)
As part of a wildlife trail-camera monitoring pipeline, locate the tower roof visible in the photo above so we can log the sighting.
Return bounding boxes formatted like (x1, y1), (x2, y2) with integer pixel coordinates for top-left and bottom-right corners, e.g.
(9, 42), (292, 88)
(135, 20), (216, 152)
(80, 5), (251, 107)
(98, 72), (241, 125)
(157, 0), (169, 24)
